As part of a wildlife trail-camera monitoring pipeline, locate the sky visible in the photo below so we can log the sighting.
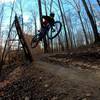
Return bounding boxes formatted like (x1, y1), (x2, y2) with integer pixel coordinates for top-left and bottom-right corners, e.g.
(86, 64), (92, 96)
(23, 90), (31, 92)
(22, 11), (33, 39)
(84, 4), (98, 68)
(0, 0), (99, 48)
(0, 0), (99, 23)
(0, 0), (100, 35)
(0, 0), (14, 3)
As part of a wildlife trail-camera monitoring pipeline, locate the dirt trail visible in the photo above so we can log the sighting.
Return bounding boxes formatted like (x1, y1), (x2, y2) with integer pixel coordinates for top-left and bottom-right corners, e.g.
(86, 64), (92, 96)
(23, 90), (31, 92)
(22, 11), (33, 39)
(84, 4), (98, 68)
(1, 53), (100, 99)
(35, 60), (100, 86)
(32, 57), (100, 99)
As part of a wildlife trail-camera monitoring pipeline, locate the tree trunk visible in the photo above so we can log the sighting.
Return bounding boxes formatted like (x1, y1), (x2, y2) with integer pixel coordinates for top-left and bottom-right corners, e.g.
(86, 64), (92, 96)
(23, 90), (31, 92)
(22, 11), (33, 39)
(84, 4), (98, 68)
(19, 0), (24, 30)
(50, 0), (53, 13)
(34, 15), (37, 35)
(0, 4), (4, 59)
(82, 0), (100, 42)
(88, 0), (96, 23)
(73, 0), (89, 44)
(78, 11), (89, 44)
(44, 0), (48, 15)
(97, 0), (100, 6)
(58, 34), (64, 51)
(38, 0), (48, 53)
(58, 0), (69, 49)
(64, 15), (72, 48)
(49, 0), (54, 52)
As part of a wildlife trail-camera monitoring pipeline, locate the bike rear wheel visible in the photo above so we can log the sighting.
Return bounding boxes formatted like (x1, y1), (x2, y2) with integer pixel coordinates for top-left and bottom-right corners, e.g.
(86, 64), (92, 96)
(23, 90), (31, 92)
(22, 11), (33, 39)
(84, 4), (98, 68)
(48, 21), (62, 39)
(31, 34), (40, 48)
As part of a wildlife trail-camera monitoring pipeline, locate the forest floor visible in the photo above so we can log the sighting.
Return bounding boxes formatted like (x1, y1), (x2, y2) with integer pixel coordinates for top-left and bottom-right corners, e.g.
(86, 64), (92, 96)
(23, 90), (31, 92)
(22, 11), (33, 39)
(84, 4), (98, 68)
(1, 43), (100, 100)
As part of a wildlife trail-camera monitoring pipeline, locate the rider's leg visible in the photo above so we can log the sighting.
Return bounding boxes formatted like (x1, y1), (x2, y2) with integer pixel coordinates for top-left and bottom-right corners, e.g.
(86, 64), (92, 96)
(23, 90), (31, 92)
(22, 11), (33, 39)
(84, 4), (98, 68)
(39, 31), (43, 41)
(39, 27), (46, 41)
(39, 25), (50, 41)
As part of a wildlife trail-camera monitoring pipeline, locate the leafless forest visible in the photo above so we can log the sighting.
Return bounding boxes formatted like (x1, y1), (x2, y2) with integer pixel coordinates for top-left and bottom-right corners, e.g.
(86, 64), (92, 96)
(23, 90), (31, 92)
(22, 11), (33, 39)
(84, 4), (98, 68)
(0, 0), (100, 100)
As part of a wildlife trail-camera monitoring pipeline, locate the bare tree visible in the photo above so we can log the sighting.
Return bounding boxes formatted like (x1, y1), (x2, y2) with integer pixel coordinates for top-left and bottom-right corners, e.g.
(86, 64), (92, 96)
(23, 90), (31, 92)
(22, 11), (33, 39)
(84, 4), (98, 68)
(58, 0), (69, 49)
(31, 10), (37, 35)
(58, 34), (64, 51)
(73, 0), (89, 44)
(59, 1), (73, 48)
(43, 0), (48, 15)
(38, 0), (48, 53)
(50, 0), (53, 13)
(48, 0), (54, 52)
(87, 0), (96, 22)
(0, 4), (4, 49)
(0, 4), (4, 67)
(82, 0), (100, 42)
(0, 0), (15, 75)
(97, 0), (100, 6)
(19, 0), (24, 30)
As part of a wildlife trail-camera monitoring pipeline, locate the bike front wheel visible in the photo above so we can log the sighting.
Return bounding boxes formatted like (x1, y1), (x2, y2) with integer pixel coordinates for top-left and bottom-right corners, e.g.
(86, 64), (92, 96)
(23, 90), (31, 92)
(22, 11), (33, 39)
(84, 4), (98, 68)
(48, 21), (62, 39)
(31, 34), (40, 48)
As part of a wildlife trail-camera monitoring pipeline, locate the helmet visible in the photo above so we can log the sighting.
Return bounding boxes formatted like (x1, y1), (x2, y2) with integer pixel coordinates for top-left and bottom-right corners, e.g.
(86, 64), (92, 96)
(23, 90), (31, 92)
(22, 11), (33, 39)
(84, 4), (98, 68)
(50, 12), (55, 17)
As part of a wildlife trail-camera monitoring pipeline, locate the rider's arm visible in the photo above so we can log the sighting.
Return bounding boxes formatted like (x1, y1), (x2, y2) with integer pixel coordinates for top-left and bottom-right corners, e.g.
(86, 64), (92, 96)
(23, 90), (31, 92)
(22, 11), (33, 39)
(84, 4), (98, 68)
(42, 16), (55, 26)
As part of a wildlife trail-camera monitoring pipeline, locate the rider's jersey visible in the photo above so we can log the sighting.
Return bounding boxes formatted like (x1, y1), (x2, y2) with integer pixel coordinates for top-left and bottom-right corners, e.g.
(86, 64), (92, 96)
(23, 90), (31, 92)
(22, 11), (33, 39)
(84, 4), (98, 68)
(42, 16), (54, 26)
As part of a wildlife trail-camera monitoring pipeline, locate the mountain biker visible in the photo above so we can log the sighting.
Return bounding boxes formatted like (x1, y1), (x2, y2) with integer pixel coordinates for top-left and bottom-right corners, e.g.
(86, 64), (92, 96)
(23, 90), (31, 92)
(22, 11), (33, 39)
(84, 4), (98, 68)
(39, 12), (55, 40)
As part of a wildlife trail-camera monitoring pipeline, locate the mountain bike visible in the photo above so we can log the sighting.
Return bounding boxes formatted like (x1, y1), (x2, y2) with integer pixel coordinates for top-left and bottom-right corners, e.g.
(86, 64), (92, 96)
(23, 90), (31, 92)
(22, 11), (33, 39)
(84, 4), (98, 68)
(31, 21), (62, 48)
